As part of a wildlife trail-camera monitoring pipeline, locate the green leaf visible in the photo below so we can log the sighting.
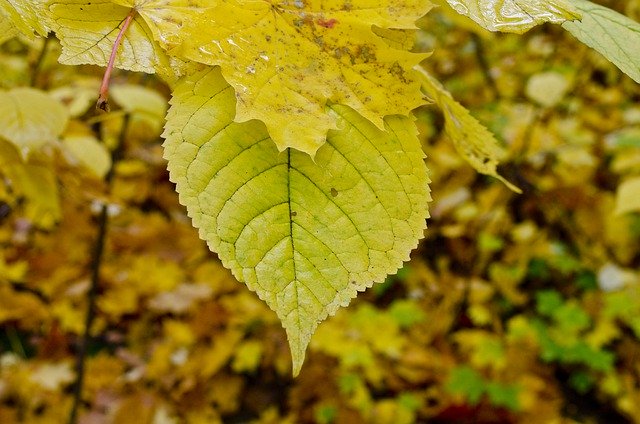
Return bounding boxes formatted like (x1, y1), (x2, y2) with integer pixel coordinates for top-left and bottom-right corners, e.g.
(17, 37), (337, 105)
(552, 301), (590, 333)
(446, 366), (485, 404)
(535, 290), (563, 317)
(388, 299), (426, 328)
(0, 87), (68, 156)
(163, 67), (430, 375)
(485, 382), (520, 410)
(443, 0), (579, 33)
(416, 67), (521, 193)
(563, 0), (640, 84)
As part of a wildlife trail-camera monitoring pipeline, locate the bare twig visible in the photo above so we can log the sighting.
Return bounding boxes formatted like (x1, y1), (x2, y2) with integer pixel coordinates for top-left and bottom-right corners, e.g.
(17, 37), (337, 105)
(31, 36), (51, 87)
(68, 114), (128, 424)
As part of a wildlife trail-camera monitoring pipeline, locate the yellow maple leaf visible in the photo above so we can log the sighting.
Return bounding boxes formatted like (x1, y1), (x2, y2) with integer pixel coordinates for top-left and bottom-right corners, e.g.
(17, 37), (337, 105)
(125, 0), (432, 155)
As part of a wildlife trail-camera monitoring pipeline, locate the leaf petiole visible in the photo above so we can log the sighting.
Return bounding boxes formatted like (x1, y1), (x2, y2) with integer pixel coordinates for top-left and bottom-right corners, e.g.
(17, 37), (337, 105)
(96, 9), (136, 112)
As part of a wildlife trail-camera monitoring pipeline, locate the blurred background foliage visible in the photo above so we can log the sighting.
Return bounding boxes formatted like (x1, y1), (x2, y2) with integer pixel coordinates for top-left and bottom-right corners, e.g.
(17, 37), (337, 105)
(1, 1), (640, 422)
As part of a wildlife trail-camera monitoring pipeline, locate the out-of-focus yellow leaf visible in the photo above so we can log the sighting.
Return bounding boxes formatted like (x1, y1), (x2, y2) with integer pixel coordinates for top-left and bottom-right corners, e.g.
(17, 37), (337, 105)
(110, 84), (167, 119)
(0, 286), (46, 324)
(133, 0), (432, 155)
(417, 67), (520, 192)
(563, 0), (640, 84)
(232, 340), (263, 373)
(62, 135), (111, 178)
(28, 362), (75, 391)
(49, 78), (101, 117)
(525, 71), (571, 107)
(148, 283), (213, 314)
(111, 83), (168, 136)
(614, 176), (640, 215)
(444, 0), (579, 33)
(0, 88), (68, 156)
(6, 163), (61, 228)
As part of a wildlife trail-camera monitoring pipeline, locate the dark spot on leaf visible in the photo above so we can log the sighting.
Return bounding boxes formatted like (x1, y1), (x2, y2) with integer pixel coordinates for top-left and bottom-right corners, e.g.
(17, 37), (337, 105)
(330, 188), (338, 197)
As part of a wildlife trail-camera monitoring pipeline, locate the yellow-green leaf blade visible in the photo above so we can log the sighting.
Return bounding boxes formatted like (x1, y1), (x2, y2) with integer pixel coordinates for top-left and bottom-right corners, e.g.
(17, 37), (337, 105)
(163, 67), (430, 375)
(0, 7), (19, 44)
(443, 0), (579, 33)
(45, 0), (185, 80)
(0, 87), (69, 156)
(0, 0), (50, 38)
(140, 0), (432, 155)
(562, 0), (640, 84)
(417, 67), (520, 192)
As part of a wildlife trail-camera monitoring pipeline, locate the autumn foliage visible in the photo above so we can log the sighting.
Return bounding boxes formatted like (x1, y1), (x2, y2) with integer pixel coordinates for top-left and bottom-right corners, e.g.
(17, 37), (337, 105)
(2, 0), (640, 423)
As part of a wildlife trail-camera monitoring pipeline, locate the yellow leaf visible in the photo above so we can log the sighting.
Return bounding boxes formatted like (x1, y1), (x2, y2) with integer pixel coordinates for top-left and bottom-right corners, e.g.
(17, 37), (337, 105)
(163, 67), (430, 375)
(443, 0), (580, 33)
(5, 162), (61, 228)
(525, 71), (571, 107)
(62, 135), (112, 178)
(49, 78), (101, 117)
(28, 362), (75, 391)
(563, 0), (640, 84)
(0, 0), (50, 38)
(614, 176), (640, 215)
(0, 7), (19, 44)
(232, 340), (264, 373)
(0, 87), (68, 156)
(110, 84), (167, 119)
(417, 67), (521, 192)
(133, 0), (432, 155)
(111, 83), (168, 135)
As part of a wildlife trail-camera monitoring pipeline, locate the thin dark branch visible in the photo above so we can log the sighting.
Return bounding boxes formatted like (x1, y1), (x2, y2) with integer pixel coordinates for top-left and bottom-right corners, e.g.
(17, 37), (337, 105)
(470, 33), (499, 99)
(31, 36), (51, 87)
(68, 114), (129, 424)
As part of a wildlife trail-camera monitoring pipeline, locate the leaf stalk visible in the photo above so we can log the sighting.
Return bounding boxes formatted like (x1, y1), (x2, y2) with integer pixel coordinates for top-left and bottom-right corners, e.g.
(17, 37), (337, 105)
(97, 9), (136, 112)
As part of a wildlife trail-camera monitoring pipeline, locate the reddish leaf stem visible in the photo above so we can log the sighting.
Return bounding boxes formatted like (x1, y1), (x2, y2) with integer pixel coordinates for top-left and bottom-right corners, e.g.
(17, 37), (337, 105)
(97, 9), (136, 112)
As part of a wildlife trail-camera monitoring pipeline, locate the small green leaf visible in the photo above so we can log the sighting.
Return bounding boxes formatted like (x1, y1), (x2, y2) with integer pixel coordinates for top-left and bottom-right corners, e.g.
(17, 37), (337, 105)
(163, 67), (430, 375)
(569, 371), (594, 394)
(446, 366), (485, 404)
(314, 404), (338, 424)
(563, 0), (640, 84)
(388, 299), (426, 328)
(485, 382), (520, 410)
(552, 302), (590, 333)
(535, 290), (563, 317)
